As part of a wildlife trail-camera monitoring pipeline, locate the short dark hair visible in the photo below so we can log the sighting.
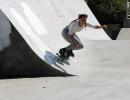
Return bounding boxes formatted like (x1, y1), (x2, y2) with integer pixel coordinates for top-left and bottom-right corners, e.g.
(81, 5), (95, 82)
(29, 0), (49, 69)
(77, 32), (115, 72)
(69, 14), (88, 29)
(78, 14), (88, 28)
(78, 14), (88, 19)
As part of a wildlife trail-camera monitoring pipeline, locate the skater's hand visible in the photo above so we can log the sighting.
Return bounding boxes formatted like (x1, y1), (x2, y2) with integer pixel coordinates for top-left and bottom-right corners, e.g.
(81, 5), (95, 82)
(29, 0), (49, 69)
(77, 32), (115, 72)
(95, 25), (107, 29)
(102, 25), (107, 29)
(95, 25), (101, 29)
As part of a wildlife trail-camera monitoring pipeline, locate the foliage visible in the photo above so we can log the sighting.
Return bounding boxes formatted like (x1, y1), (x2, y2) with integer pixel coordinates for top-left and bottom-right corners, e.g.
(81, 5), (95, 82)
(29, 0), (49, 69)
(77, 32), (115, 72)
(85, 0), (126, 25)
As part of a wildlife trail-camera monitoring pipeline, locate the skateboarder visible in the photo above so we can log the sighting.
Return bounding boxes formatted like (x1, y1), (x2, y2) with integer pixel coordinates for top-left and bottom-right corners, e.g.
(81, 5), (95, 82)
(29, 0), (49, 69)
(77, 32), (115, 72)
(59, 14), (107, 59)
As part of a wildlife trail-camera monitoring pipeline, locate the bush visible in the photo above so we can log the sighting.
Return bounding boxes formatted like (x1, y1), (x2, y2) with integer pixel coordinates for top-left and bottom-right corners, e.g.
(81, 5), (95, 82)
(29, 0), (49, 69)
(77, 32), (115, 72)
(85, 0), (125, 25)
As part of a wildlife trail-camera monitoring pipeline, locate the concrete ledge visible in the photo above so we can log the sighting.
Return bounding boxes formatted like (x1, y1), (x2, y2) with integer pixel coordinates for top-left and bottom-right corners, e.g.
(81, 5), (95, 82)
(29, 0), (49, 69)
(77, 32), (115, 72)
(117, 28), (130, 40)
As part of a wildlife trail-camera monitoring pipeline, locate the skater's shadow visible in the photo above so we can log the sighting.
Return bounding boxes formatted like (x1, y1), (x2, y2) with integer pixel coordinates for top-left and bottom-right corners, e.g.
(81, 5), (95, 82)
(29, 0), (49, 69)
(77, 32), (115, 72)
(44, 51), (70, 73)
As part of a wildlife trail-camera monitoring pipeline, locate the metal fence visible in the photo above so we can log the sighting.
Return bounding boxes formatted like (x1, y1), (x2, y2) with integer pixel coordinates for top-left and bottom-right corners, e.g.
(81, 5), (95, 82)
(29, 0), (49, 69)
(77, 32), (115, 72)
(126, 0), (130, 19)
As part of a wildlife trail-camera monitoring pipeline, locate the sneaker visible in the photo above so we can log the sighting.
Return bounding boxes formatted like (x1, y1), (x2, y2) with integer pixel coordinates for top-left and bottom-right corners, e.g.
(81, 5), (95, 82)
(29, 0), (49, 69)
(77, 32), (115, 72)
(59, 48), (68, 58)
(71, 50), (74, 57)
(68, 50), (74, 57)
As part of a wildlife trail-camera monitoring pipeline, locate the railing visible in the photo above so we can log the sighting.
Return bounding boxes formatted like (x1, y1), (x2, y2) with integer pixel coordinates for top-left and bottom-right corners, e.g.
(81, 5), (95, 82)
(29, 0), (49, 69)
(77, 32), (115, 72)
(126, 1), (130, 19)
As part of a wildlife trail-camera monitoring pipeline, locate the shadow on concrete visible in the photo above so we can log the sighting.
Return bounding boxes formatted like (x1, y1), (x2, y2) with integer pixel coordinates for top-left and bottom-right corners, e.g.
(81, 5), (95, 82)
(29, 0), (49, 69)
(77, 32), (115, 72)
(44, 50), (71, 73)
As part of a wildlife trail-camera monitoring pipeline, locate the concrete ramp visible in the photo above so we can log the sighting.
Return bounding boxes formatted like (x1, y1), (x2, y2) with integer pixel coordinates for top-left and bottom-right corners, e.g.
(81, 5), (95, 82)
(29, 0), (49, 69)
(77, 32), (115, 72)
(117, 28), (130, 40)
(0, 0), (110, 75)
(1, 1), (130, 99)
(0, 9), (11, 50)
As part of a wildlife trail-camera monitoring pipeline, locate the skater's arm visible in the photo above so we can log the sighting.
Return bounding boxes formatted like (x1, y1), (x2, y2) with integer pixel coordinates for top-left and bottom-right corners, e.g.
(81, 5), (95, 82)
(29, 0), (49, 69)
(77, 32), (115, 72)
(87, 23), (107, 29)
(95, 25), (107, 29)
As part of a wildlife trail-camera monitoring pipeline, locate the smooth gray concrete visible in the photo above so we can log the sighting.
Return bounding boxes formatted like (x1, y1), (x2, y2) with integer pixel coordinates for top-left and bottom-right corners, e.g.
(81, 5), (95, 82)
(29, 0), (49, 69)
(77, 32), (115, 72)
(0, 41), (130, 100)
(117, 28), (130, 40)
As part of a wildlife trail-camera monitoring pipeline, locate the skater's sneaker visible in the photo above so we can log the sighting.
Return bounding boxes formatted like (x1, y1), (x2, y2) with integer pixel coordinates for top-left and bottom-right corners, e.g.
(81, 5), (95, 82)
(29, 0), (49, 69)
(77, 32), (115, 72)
(59, 48), (68, 58)
(68, 50), (74, 57)
(70, 50), (74, 57)
(65, 51), (70, 60)
(59, 48), (65, 56)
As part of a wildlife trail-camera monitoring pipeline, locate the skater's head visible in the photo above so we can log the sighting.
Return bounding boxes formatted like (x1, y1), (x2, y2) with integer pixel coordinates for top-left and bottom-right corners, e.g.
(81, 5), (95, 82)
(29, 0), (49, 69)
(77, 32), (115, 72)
(78, 14), (88, 26)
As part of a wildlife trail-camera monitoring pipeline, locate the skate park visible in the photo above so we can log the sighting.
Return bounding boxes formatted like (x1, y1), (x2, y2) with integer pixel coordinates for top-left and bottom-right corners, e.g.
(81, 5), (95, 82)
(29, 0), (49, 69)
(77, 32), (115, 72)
(0, 0), (130, 100)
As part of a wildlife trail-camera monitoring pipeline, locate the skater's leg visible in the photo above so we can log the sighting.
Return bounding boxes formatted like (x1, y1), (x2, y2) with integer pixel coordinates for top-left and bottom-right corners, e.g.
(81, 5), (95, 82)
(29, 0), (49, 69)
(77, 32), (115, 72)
(72, 34), (84, 50)
(64, 34), (83, 58)
(67, 49), (74, 57)
(61, 27), (73, 58)
(66, 34), (84, 51)
(59, 48), (70, 59)
(62, 27), (71, 43)
(61, 27), (83, 58)
(61, 27), (78, 50)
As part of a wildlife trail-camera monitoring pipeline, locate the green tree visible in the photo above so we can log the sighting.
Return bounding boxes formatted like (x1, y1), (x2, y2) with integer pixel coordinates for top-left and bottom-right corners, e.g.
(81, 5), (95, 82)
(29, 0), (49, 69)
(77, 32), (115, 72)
(85, 0), (125, 25)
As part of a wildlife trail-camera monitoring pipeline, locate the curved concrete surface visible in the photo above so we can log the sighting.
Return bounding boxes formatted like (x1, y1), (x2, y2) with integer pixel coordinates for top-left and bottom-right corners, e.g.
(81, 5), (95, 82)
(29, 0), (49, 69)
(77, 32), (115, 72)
(0, 0), (110, 76)
(0, 10), (11, 50)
